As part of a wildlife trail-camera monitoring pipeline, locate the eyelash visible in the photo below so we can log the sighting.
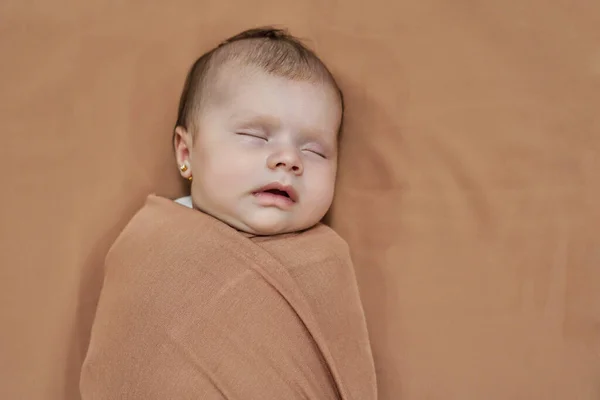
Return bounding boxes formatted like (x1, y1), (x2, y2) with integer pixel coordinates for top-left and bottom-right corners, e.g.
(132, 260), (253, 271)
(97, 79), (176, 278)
(304, 149), (326, 159)
(236, 132), (267, 141)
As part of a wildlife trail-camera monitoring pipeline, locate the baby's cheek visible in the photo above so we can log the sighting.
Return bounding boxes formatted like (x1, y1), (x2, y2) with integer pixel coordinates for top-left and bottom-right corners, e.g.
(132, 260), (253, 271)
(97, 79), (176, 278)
(205, 160), (254, 193)
(308, 178), (335, 211)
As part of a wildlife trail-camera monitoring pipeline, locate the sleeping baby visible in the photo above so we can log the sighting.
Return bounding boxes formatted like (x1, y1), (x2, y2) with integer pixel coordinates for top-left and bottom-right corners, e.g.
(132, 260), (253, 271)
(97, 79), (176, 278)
(80, 27), (377, 400)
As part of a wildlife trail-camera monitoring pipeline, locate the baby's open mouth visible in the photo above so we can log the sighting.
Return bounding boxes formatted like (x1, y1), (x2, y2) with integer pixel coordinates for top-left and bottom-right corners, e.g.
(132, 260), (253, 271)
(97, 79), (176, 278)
(253, 183), (298, 203)
(262, 188), (291, 198)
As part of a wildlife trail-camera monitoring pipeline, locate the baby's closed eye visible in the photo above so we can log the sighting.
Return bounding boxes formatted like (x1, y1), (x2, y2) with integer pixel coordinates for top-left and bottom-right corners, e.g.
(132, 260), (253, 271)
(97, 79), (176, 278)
(302, 146), (327, 159)
(236, 131), (268, 141)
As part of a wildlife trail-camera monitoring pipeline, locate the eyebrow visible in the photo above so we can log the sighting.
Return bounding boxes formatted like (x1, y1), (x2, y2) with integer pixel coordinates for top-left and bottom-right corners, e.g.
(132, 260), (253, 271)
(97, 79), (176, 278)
(231, 113), (281, 130)
(301, 127), (334, 142)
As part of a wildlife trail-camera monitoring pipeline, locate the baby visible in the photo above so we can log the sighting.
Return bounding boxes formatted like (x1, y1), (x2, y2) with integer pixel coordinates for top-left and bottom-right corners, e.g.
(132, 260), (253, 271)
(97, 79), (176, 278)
(172, 27), (342, 236)
(80, 27), (376, 400)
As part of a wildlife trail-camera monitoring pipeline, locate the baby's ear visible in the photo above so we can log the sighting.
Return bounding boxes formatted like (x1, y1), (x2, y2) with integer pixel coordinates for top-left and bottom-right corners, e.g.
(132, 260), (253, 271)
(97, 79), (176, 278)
(173, 126), (193, 167)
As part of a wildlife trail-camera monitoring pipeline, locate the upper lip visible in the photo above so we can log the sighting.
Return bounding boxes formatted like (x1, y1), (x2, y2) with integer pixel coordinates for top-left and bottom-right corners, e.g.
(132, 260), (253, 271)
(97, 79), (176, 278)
(254, 182), (298, 202)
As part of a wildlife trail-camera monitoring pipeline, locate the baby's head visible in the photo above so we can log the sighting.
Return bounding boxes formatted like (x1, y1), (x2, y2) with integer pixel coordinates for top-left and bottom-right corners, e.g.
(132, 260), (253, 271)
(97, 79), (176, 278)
(173, 27), (343, 236)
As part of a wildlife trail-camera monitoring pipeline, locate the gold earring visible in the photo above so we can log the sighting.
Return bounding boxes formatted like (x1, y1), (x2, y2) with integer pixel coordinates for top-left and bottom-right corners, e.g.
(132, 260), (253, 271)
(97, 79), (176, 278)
(188, 176), (193, 182)
(179, 164), (188, 172)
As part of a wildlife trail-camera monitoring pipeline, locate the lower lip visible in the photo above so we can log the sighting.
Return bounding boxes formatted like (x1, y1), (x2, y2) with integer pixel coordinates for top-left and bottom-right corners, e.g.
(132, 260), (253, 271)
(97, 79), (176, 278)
(253, 192), (295, 209)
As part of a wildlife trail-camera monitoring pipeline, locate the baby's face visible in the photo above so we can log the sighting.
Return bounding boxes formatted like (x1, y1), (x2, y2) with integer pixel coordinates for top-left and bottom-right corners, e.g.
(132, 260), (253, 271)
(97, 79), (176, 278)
(176, 65), (341, 235)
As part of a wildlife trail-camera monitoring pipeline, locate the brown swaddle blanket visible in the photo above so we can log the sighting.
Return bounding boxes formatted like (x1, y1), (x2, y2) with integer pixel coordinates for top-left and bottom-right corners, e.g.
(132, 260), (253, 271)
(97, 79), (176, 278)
(80, 195), (377, 399)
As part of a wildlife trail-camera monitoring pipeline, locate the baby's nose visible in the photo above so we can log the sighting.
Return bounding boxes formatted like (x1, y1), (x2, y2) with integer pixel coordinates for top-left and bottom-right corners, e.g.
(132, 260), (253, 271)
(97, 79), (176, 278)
(267, 150), (303, 175)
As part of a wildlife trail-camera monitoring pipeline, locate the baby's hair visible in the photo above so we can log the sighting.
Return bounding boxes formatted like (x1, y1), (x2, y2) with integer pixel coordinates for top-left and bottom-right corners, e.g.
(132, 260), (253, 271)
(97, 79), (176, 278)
(174, 26), (344, 137)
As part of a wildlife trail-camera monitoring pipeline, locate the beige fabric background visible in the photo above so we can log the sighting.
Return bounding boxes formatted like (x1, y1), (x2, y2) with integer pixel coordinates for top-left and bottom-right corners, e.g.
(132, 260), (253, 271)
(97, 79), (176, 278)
(1, 1), (599, 399)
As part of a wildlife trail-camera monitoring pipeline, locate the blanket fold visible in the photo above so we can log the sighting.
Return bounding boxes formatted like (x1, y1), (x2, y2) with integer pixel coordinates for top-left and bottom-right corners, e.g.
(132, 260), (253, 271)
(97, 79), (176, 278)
(80, 195), (377, 400)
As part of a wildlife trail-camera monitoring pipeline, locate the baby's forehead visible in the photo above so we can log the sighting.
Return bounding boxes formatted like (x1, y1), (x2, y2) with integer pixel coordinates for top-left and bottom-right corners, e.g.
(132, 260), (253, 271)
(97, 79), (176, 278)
(205, 62), (338, 108)
(205, 62), (262, 98)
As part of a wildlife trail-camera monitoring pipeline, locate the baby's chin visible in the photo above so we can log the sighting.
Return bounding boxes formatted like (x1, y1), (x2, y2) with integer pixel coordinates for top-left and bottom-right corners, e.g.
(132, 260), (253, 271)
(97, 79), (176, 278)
(235, 218), (314, 237)
(224, 210), (320, 236)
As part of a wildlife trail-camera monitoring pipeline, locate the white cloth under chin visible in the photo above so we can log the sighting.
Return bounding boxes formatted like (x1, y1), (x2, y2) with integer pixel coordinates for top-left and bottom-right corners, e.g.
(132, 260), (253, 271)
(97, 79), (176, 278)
(174, 196), (193, 209)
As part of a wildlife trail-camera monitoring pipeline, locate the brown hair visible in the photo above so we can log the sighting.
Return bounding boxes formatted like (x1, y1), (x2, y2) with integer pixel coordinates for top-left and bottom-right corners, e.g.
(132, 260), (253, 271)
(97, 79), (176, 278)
(174, 26), (344, 137)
